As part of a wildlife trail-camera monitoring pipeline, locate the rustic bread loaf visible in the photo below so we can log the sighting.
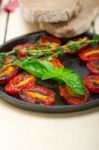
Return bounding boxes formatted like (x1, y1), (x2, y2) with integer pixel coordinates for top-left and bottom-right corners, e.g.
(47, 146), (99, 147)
(20, 0), (82, 23)
(39, 0), (99, 37)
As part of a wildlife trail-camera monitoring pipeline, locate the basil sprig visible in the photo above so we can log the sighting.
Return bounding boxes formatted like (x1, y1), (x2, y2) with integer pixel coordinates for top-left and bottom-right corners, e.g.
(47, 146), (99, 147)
(15, 59), (85, 96)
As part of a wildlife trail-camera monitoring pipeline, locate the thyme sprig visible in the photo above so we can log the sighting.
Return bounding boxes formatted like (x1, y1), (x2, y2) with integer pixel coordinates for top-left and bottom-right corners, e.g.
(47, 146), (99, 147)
(0, 35), (99, 67)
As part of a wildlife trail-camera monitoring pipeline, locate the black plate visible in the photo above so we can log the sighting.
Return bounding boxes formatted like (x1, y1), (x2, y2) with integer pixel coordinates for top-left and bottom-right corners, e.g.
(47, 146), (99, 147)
(0, 31), (99, 113)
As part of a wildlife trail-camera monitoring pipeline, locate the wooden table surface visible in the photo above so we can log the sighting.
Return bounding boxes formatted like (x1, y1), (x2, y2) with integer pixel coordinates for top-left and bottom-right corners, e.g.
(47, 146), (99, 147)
(0, 6), (99, 150)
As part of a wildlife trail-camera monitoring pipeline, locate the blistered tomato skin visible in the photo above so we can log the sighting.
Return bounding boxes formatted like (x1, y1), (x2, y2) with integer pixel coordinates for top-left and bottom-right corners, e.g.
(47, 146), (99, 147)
(13, 43), (34, 58)
(59, 85), (90, 105)
(19, 86), (56, 105)
(84, 75), (99, 93)
(4, 55), (17, 64)
(50, 58), (63, 68)
(87, 60), (99, 75)
(0, 65), (19, 85)
(5, 73), (36, 95)
(14, 43), (34, 50)
(38, 35), (61, 46)
(79, 47), (99, 62)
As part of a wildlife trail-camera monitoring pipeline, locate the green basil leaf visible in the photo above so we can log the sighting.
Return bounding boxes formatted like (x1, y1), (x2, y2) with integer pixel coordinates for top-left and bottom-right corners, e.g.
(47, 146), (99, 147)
(16, 59), (55, 78)
(15, 59), (85, 96)
(61, 72), (85, 95)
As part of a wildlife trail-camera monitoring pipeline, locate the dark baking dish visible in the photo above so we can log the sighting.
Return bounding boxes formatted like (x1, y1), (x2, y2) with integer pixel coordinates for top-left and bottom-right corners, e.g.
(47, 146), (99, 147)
(0, 31), (99, 113)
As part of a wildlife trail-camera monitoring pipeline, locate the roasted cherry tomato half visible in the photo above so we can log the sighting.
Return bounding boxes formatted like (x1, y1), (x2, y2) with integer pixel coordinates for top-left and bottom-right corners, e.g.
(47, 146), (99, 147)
(50, 58), (63, 68)
(38, 35), (61, 46)
(19, 86), (56, 105)
(84, 75), (99, 93)
(14, 43), (34, 50)
(87, 60), (99, 75)
(0, 65), (19, 85)
(4, 55), (17, 64)
(59, 85), (90, 105)
(35, 35), (61, 49)
(13, 43), (34, 58)
(5, 72), (36, 95)
(79, 47), (99, 62)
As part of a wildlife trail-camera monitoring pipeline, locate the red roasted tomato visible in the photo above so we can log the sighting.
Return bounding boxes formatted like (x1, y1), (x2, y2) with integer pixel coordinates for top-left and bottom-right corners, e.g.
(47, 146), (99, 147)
(5, 72), (36, 95)
(38, 35), (61, 46)
(79, 47), (99, 62)
(0, 65), (19, 85)
(59, 85), (90, 105)
(50, 58), (63, 68)
(87, 60), (99, 75)
(84, 75), (99, 93)
(4, 55), (17, 64)
(19, 86), (56, 105)
(13, 43), (34, 58)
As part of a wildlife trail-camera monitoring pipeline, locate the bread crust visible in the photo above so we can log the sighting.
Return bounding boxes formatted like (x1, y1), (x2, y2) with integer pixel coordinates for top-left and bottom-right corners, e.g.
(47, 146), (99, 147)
(21, 0), (82, 23)
(39, 0), (99, 37)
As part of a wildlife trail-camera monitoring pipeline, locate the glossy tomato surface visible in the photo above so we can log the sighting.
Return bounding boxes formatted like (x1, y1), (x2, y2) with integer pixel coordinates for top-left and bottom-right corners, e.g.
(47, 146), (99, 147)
(79, 47), (99, 62)
(87, 60), (99, 75)
(84, 75), (99, 93)
(38, 35), (61, 46)
(5, 72), (36, 95)
(19, 86), (56, 105)
(50, 58), (63, 68)
(4, 55), (17, 64)
(59, 85), (90, 105)
(13, 43), (34, 58)
(0, 65), (19, 85)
